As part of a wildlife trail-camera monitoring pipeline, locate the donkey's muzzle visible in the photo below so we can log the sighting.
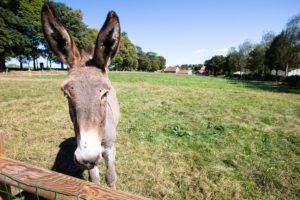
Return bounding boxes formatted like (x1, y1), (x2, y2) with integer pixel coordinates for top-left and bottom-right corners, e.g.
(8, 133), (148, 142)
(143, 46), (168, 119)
(74, 154), (100, 170)
(74, 131), (102, 169)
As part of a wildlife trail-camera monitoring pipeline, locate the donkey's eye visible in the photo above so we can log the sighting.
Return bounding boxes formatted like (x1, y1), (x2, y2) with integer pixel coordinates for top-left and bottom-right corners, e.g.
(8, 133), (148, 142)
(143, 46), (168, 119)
(99, 89), (109, 100)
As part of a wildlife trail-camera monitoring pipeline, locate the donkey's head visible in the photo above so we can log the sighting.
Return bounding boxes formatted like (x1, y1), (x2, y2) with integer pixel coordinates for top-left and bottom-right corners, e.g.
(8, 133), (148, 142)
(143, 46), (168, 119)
(41, 4), (120, 169)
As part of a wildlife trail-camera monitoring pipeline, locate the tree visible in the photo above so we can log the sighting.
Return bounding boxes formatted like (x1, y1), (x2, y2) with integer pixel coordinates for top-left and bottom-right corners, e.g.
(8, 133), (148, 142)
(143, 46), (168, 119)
(204, 55), (226, 76)
(286, 13), (300, 71)
(286, 13), (300, 44)
(137, 51), (151, 71)
(136, 49), (166, 71)
(146, 52), (160, 71)
(238, 40), (254, 77)
(248, 44), (267, 77)
(225, 47), (239, 75)
(0, 0), (32, 71)
(157, 56), (166, 70)
(112, 32), (138, 70)
(18, 0), (43, 70)
(265, 31), (297, 77)
(261, 32), (276, 46)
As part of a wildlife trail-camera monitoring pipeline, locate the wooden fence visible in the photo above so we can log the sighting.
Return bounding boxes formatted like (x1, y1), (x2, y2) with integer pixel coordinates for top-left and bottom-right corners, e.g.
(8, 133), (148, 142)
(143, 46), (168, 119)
(0, 133), (145, 200)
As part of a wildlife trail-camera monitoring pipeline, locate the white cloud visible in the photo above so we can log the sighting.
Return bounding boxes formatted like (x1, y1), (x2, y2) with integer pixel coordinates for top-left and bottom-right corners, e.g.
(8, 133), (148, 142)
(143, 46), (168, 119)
(214, 48), (228, 53)
(195, 48), (205, 54)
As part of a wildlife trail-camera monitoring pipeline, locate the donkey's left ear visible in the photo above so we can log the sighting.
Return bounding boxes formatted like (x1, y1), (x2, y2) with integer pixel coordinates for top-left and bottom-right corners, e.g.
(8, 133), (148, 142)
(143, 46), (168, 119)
(93, 11), (120, 71)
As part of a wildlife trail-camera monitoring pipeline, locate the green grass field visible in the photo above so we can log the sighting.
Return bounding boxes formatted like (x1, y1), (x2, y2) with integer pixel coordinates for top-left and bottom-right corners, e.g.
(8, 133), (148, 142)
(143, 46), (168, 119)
(0, 72), (299, 199)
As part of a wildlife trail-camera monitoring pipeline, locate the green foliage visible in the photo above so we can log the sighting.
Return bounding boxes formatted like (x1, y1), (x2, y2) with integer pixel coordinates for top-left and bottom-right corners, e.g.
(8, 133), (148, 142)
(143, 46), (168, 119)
(157, 56), (166, 70)
(237, 40), (254, 74)
(286, 13), (300, 44)
(226, 48), (239, 74)
(265, 31), (292, 74)
(146, 52), (160, 71)
(204, 55), (226, 75)
(50, 2), (96, 49)
(0, 0), (44, 70)
(248, 44), (268, 76)
(171, 125), (193, 137)
(112, 32), (138, 70)
(137, 51), (151, 71)
(111, 38), (166, 71)
(178, 64), (203, 72)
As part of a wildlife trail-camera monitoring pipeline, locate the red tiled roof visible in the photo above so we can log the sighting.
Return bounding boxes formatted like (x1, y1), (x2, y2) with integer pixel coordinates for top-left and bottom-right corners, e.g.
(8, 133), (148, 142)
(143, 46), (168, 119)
(177, 70), (192, 74)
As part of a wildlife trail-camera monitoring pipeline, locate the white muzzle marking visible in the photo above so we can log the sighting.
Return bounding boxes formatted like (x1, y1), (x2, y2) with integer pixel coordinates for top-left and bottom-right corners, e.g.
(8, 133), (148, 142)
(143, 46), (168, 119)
(74, 131), (102, 167)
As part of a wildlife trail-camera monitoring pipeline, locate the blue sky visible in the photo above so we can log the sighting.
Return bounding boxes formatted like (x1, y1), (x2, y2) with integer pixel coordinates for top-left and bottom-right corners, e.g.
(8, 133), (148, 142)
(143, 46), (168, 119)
(43, 1), (300, 66)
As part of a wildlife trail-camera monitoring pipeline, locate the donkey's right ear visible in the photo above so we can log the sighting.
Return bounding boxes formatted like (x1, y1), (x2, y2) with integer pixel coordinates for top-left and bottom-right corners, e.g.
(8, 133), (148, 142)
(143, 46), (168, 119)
(41, 3), (80, 67)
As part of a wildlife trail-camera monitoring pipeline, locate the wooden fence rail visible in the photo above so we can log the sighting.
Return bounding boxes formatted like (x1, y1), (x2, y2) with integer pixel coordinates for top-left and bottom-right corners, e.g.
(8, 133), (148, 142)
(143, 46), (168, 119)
(0, 134), (145, 200)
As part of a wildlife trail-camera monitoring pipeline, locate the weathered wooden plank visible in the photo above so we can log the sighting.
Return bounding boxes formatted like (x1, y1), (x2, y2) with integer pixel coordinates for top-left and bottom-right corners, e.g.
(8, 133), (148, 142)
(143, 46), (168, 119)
(0, 157), (146, 200)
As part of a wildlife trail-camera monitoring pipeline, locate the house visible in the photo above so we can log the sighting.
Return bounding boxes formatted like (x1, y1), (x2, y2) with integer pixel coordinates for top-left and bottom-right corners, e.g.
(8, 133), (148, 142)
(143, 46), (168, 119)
(177, 69), (193, 75)
(163, 66), (179, 73)
(233, 71), (244, 75)
(288, 68), (300, 76)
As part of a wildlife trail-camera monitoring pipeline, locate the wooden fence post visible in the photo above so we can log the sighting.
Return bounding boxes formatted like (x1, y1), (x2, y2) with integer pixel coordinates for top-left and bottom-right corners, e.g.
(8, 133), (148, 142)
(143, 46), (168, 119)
(0, 133), (11, 200)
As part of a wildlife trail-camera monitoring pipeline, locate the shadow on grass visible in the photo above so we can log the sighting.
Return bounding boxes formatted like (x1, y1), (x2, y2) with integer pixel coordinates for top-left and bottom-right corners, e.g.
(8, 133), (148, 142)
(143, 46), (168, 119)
(228, 79), (300, 94)
(51, 137), (84, 179)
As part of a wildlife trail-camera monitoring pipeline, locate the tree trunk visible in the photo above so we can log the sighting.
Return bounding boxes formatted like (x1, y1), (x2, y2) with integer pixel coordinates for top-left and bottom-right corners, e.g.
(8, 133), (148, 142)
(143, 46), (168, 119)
(0, 51), (6, 72)
(275, 67), (279, 82)
(240, 69), (243, 79)
(50, 60), (52, 68)
(33, 57), (36, 70)
(285, 63), (289, 77)
(19, 56), (23, 70)
(262, 64), (265, 80)
(61, 61), (64, 70)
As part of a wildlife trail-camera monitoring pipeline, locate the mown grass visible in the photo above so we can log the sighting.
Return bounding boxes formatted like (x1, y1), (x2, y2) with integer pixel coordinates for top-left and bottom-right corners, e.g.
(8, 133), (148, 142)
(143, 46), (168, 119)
(0, 72), (300, 199)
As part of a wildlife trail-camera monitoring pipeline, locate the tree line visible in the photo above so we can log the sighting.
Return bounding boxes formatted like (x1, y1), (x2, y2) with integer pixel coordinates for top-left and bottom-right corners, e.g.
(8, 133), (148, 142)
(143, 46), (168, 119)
(0, 0), (166, 71)
(204, 13), (300, 79)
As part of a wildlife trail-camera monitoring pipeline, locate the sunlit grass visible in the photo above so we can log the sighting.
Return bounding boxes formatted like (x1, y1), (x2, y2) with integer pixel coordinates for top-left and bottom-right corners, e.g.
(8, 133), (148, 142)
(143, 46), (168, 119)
(0, 72), (299, 199)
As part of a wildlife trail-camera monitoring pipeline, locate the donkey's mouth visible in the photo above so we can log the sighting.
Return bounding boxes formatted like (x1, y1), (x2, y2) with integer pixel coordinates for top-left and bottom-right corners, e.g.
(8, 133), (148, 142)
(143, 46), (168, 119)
(74, 156), (97, 170)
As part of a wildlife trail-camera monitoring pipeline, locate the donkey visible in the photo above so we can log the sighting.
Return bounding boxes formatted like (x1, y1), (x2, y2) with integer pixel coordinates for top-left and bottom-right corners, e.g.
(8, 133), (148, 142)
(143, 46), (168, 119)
(41, 4), (120, 188)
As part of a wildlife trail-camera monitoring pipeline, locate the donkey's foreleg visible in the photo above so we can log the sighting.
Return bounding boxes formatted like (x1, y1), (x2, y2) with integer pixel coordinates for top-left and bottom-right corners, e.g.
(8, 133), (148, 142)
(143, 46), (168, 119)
(88, 166), (100, 184)
(103, 145), (117, 189)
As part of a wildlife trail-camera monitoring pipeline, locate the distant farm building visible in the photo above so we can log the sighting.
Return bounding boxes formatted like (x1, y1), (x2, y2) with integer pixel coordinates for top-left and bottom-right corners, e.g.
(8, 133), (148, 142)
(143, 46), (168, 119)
(163, 66), (179, 73)
(177, 69), (193, 75)
(163, 67), (192, 75)
(288, 68), (300, 76)
(233, 71), (244, 75)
